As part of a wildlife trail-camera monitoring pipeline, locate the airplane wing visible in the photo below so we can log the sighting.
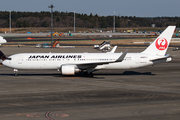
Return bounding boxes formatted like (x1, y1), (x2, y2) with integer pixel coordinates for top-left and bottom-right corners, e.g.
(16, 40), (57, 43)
(63, 50), (128, 70)
(115, 49), (128, 62)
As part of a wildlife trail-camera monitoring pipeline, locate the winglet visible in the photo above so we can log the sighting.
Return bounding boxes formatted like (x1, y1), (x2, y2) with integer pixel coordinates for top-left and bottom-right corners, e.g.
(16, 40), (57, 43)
(115, 49), (128, 62)
(108, 46), (117, 53)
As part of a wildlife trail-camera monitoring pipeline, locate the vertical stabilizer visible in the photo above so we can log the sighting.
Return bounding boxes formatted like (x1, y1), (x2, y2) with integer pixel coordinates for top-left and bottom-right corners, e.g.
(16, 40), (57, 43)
(108, 46), (117, 53)
(0, 50), (7, 61)
(142, 26), (176, 56)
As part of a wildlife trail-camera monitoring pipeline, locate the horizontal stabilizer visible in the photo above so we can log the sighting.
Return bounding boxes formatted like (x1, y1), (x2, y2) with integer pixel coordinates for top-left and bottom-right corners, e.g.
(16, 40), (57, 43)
(150, 54), (170, 61)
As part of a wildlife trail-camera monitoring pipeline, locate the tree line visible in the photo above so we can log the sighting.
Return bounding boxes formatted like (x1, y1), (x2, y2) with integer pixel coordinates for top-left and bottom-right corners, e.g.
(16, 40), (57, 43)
(0, 11), (180, 28)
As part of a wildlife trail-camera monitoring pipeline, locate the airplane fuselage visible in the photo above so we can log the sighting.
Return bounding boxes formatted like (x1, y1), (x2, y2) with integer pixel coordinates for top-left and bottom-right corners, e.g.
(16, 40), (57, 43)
(2, 52), (170, 70)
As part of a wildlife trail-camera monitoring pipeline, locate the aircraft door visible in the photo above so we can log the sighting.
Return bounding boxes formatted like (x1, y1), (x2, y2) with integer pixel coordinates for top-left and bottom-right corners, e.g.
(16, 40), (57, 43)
(139, 56), (148, 63)
(135, 56), (139, 64)
(18, 58), (23, 64)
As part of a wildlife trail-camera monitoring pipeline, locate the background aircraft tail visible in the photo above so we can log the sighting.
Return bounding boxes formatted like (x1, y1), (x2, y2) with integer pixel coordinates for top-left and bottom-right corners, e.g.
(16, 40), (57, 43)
(0, 50), (7, 61)
(141, 26), (176, 56)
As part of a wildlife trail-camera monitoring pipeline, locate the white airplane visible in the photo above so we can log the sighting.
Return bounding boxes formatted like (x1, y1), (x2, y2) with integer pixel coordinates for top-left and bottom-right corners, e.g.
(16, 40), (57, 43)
(0, 36), (7, 45)
(0, 26), (176, 77)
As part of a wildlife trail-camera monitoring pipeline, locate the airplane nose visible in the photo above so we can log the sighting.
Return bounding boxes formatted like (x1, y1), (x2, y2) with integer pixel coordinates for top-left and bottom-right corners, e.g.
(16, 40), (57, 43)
(2, 60), (7, 66)
(2, 60), (5, 65)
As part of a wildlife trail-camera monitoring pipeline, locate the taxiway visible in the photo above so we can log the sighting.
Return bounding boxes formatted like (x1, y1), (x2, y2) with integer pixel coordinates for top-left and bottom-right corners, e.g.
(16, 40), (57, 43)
(0, 46), (180, 120)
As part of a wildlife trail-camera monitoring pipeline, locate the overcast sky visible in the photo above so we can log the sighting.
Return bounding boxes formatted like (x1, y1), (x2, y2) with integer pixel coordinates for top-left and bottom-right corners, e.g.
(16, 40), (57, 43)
(0, 0), (180, 17)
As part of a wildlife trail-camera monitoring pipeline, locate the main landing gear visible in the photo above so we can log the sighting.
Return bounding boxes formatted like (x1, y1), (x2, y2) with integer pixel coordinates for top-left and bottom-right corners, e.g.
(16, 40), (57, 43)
(14, 69), (18, 76)
(84, 69), (94, 77)
(84, 72), (94, 77)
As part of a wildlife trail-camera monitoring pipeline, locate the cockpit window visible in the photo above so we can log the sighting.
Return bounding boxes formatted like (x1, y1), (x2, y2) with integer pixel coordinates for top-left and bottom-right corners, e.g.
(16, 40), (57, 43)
(6, 58), (12, 60)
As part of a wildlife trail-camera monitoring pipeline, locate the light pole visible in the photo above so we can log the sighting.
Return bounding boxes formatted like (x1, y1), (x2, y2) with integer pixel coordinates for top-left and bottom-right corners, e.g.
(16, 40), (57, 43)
(113, 11), (115, 33)
(9, 11), (11, 34)
(48, 4), (54, 47)
(74, 11), (75, 33)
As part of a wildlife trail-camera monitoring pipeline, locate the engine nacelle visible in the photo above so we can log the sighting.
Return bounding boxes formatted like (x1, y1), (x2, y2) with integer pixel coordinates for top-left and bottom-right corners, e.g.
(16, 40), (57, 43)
(61, 65), (80, 75)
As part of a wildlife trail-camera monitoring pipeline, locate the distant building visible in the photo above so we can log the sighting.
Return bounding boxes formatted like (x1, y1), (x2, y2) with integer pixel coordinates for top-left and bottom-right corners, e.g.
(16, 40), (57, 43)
(152, 24), (156, 27)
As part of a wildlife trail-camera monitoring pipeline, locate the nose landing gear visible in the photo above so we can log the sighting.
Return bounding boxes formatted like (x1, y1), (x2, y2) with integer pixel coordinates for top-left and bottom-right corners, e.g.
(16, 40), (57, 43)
(14, 69), (18, 76)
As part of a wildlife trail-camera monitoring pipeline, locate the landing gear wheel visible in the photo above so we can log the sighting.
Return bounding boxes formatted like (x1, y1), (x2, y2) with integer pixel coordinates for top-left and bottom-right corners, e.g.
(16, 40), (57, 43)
(15, 73), (18, 77)
(89, 72), (94, 77)
(84, 72), (88, 77)
(14, 69), (18, 77)
(84, 72), (94, 77)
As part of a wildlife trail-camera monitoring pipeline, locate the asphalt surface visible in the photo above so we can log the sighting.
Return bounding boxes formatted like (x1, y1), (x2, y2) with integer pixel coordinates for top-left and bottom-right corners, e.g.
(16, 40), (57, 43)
(0, 46), (180, 120)
(3, 36), (180, 48)
(4, 36), (148, 47)
(0, 32), (152, 37)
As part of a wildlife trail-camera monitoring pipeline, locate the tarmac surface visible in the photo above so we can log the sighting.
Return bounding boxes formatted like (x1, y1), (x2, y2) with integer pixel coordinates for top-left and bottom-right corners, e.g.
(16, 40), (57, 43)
(0, 46), (180, 120)
(0, 32), (151, 37)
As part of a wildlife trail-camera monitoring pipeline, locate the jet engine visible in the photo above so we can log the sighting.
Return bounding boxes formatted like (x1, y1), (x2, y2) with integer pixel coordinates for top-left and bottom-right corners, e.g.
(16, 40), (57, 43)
(61, 65), (80, 75)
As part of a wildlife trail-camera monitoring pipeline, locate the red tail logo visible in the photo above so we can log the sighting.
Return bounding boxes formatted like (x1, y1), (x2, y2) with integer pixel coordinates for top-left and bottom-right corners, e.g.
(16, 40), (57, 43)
(155, 37), (168, 50)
